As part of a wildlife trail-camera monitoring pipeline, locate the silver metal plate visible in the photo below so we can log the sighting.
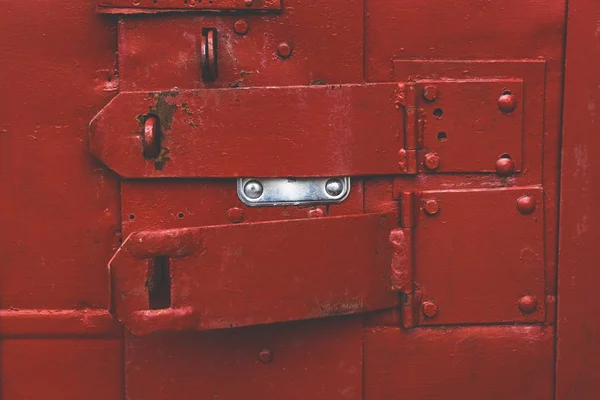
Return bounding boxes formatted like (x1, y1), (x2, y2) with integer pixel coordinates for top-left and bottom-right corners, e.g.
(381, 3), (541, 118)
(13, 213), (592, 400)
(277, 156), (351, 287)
(237, 177), (351, 207)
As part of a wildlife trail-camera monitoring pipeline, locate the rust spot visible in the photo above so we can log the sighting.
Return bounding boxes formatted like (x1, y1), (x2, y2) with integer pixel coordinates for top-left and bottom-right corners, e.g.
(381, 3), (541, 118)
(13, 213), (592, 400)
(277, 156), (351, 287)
(181, 102), (193, 116)
(148, 90), (178, 132)
(227, 79), (244, 88)
(240, 70), (254, 78)
(154, 147), (171, 171)
(310, 78), (327, 85)
(318, 298), (363, 316)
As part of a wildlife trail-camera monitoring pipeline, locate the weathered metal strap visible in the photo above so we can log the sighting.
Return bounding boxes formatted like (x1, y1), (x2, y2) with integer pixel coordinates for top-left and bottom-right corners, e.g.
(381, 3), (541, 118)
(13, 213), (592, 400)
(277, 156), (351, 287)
(109, 213), (400, 335)
(90, 84), (407, 178)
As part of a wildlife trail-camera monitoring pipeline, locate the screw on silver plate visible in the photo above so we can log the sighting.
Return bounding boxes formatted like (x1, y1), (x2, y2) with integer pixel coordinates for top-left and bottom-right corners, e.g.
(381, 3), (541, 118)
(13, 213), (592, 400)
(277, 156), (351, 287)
(243, 180), (264, 199)
(237, 177), (350, 207)
(325, 178), (344, 197)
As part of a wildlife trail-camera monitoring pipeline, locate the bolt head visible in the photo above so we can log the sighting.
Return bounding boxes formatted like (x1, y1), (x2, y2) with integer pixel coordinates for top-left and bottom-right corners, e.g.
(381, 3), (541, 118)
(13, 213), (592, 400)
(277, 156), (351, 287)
(518, 295), (537, 314)
(259, 348), (272, 363)
(233, 20), (249, 35)
(277, 42), (292, 58)
(308, 208), (325, 218)
(495, 157), (515, 176)
(423, 199), (439, 216)
(243, 180), (263, 199)
(422, 301), (438, 318)
(516, 195), (536, 214)
(498, 92), (518, 113)
(325, 178), (344, 197)
(424, 153), (440, 170)
(226, 207), (245, 223)
(423, 85), (439, 102)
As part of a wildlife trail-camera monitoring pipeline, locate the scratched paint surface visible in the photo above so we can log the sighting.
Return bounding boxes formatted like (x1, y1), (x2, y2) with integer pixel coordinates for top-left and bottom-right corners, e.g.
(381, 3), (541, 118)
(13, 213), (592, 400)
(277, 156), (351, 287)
(1, 0), (588, 398)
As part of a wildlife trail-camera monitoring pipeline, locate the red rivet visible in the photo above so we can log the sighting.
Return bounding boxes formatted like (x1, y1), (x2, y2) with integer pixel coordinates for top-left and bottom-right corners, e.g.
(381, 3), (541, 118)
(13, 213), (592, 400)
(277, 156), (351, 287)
(308, 208), (325, 218)
(424, 153), (440, 170)
(244, 0), (253, 5)
(277, 42), (292, 58)
(226, 207), (245, 223)
(423, 199), (439, 216)
(259, 348), (273, 363)
(518, 295), (537, 314)
(516, 195), (536, 214)
(422, 301), (438, 318)
(498, 92), (518, 113)
(495, 157), (515, 176)
(423, 85), (439, 102)
(233, 20), (249, 35)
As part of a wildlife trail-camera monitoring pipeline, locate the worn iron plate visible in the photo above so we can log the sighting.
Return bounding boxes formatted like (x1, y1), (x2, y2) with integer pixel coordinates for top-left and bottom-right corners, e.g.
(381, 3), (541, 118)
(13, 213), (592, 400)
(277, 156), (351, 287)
(110, 213), (398, 335)
(90, 84), (406, 178)
(415, 187), (545, 325)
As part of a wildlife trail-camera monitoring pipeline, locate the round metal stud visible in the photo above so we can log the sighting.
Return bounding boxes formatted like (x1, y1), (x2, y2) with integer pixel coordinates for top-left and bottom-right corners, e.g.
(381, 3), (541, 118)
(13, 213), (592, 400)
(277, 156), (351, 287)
(243, 180), (263, 199)
(496, 156), (515, 176)
(518, 295), (537, 314)
(422, 301), (438, 318)
(259, 348), (273, 364)
(516, 195), (536, 214)
(277, 42), (292, 58)
(234, 20), (249, 35)
(423, 85), (439, 102)
(423, 199), (439, 216)
(325, 178), (344, 197)
(308, 208), (325, 218)
(226, 207), (245, 223)
(498, 92), (518, 113)
(424, 152), (440, 171)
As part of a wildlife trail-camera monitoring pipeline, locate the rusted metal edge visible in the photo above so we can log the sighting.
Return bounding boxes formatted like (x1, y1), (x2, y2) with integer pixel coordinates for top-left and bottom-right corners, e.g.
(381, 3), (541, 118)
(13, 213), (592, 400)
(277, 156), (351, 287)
(0, 309), (122, 338)
(97, 0), (281, 14)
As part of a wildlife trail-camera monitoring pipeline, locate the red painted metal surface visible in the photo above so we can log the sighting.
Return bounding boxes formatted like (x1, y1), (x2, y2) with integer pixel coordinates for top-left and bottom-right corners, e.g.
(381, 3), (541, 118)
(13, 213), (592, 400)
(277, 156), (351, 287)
(6, 0), (600, 398)
(556, 0), (600, 397)
(364, 326), (554, 399)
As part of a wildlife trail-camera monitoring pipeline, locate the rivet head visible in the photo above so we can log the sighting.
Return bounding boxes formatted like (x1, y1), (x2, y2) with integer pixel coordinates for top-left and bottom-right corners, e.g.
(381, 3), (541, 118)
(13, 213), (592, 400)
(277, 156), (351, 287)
(325, 178), (344, 197)
(495, 157), (515, 176)
(422, 301), (438, 318)
(308, 208), (325, 218)
(516, 195), (536, 214)
(259, 348), (273, 363)
(244, 0), (253, 5)
(424, 153), (440, 170)
(243, 180), (263, 199)
(423, 85), (439, 102)
(233, 20), (249, 35)
(423, 199), (439, 216)
(226, 207), (245, 223)
(277, 42), (292, 58)
(498, 92), (518, 113)
(518, 295), (537, 314)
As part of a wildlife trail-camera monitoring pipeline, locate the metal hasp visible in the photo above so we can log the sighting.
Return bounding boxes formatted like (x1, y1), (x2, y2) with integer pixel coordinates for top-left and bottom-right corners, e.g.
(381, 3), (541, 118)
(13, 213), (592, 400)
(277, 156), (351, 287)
(89, 84), (411, 178)
(237, 177), (350, 206)
(110, 213), (398, 335)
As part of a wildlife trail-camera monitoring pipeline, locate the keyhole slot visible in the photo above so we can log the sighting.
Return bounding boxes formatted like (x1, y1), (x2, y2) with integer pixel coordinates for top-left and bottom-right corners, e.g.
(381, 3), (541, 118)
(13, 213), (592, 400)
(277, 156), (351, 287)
(147, 256), (171, 310)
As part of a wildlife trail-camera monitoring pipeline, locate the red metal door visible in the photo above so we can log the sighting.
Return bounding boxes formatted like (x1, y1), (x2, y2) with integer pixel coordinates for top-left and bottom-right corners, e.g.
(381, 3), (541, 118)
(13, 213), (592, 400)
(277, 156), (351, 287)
(2, 0), (597, 399)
